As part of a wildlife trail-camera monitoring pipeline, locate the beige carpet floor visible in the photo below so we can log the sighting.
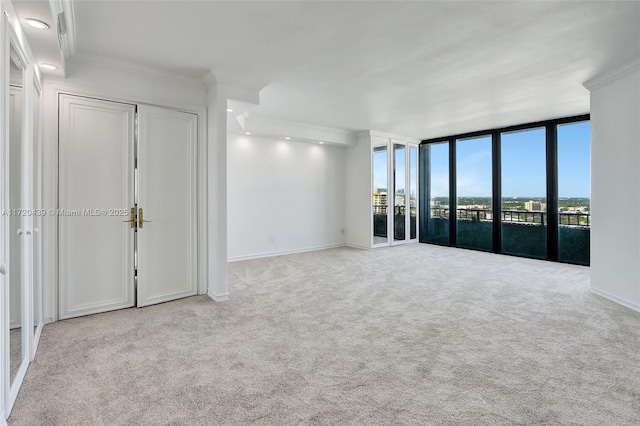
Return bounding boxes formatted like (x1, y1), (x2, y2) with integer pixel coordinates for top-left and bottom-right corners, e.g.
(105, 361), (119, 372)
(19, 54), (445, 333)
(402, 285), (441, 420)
(7, 244), (640, 425)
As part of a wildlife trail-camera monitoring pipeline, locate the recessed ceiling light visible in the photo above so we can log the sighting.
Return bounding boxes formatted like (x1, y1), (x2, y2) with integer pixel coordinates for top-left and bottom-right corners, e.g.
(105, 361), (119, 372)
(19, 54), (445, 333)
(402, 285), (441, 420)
(245, 132), (251, 135)
(319, 141), (324, 145)
(40, 63), (57, 70)
(25, 19), (49, 30)
(285, 137), (291, 140)
(226, 108), (234, 112)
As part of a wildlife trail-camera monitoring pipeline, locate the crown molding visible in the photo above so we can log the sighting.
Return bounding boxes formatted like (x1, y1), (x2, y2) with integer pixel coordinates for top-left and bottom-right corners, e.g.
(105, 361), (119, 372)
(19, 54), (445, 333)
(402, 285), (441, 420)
(359, 130), (420, 144)
(69, 54), (206, 90)
(49, 0), (76, 59)
(583, 58), (640, 92)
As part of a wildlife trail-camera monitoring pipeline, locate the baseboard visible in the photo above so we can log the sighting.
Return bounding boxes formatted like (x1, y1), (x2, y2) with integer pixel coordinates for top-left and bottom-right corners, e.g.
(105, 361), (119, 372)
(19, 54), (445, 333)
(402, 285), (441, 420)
(1, 409), (7, 426)
(207, 289), (229, 302)
(345, 243), (370, 250)
(591, 288), (640, 313)
(228, 243), (346, 262)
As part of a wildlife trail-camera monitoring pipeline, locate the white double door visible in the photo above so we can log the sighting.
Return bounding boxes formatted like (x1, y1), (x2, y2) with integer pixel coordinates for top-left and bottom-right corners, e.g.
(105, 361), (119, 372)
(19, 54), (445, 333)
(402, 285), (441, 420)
(58, 94), (198, 319)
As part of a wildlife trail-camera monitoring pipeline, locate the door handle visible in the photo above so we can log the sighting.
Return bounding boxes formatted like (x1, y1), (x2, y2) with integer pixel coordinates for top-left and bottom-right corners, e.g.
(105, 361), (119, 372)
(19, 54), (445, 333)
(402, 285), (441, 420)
(138, 207), (151, 228)
(122, 207), (135, 228)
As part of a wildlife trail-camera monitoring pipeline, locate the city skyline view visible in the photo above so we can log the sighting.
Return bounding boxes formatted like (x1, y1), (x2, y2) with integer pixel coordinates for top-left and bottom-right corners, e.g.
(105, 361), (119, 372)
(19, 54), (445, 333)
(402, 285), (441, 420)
(374, 121), (590, 199)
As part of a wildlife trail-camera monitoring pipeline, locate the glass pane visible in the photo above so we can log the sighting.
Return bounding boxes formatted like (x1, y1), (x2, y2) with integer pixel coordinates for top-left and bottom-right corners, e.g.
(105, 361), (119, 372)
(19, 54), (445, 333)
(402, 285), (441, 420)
(394, 144), (406, 241)
(558, 121), (590, 264)
(456, 136), (492, 251)
(501, 127), (547, 258)
(409, 146), (418, 240)
(372, 146), (388, 244)
(9, 45), (24, 385)
(423, 142), (450, 244)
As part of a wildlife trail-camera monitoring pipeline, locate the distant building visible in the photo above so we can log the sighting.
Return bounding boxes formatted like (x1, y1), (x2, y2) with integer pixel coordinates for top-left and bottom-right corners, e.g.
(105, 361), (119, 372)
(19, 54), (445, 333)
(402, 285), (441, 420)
(373, 191), (387, 214)
(525, 200), (546, 211)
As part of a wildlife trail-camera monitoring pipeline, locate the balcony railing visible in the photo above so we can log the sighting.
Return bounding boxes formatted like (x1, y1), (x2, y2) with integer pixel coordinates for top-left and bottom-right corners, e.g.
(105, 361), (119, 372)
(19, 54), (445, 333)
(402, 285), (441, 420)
(428, 207), (590, 227)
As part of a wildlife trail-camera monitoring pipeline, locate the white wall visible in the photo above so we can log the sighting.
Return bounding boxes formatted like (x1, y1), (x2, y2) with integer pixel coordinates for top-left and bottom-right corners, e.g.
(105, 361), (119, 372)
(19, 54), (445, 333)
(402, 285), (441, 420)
(346, 133), (373, 249)
(587, 61), (640, 312)
(227, 134), (346, 260)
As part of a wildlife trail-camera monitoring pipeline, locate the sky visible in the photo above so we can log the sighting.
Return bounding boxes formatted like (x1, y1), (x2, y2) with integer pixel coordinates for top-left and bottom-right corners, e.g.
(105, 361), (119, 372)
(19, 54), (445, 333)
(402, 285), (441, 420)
(417, 120), (591, 198)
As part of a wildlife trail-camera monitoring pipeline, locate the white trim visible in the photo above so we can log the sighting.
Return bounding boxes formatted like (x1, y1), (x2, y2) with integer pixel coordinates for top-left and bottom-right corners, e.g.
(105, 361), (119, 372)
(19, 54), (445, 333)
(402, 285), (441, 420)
(345, 243), (370, 250)
(583, 58), (640, 92)
(6, 358), (28, 416)
(71, 54), (205, 91)
(1, 409), (6, 426)
(207, 289), (229, 302)
(591, 288), (640, 313)
(228, 243), (346, 262)
(360, 129), (420, 145)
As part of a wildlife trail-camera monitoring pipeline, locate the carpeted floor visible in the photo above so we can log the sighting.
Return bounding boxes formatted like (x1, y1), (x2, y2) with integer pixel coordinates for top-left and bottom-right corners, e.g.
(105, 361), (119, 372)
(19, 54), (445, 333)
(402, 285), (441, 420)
(7, 244), (640, 425)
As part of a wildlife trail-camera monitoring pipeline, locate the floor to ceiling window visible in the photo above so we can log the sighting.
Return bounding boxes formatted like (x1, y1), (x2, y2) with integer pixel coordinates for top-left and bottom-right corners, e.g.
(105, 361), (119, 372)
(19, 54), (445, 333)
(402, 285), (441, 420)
(420, 142), (450, 245)
(557, 121), (591, 264)
(372, 145), (389, 245)
(456, 135), (493, 251)
(419, 114), (590, 265)
(394, 143), (406, 241)
(501, 127), (547, 259)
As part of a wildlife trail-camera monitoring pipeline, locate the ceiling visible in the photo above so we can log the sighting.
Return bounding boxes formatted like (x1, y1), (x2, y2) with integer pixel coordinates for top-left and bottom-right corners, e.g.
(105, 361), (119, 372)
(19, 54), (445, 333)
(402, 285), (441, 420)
(12, 0), (65, 78)
(28, 1), (640, 139)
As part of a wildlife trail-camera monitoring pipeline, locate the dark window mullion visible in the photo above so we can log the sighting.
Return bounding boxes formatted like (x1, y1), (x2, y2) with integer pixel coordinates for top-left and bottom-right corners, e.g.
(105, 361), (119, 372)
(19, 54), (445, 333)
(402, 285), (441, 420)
(546, 124), (559, 260)
(492, 131), (501, 253)
(449, 139), (456, 247)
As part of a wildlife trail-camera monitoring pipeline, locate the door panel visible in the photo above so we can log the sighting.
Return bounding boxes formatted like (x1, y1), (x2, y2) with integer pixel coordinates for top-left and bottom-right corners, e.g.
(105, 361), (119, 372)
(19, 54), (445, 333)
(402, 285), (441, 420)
(136, 106), (197, 307)
(58, 95), (136, 319)
(9, 87), (23, 329)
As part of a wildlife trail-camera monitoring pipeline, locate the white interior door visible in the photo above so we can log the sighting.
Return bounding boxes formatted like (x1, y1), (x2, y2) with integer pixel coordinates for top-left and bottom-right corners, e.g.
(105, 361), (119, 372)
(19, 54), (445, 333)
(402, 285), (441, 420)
(136, 105), (197, 307)
(58, 95), (136, 319)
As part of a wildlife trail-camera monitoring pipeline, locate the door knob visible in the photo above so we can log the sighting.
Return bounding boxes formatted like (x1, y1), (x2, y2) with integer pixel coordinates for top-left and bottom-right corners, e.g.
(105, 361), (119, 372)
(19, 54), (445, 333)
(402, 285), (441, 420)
(122, 207), (135, 228)
(138, 208), (151, 228)
(17, 228), (23, 235)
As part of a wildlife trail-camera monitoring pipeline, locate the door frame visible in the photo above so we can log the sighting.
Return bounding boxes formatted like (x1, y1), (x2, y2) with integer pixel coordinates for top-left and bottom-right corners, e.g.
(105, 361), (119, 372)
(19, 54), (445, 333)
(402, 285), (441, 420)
(42, 81), (208, 323)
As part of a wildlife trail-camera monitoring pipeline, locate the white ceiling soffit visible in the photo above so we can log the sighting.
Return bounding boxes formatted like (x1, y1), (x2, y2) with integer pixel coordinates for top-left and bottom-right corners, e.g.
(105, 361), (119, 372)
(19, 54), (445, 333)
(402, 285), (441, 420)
(71, 1), (640, 139)
(240, 114), (357, 146)
(11, 0), (66, 77)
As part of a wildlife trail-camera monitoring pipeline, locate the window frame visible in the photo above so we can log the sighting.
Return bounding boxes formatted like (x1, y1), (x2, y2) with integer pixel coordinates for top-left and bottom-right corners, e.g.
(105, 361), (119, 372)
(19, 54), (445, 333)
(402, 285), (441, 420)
(419, 114), (590, 265)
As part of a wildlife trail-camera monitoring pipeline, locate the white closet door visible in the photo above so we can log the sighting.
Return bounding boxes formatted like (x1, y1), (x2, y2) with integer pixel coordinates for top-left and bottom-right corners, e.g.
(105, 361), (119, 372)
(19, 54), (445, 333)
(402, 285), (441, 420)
(136, 106), (197, 307)
(58, 95), (136, 319)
